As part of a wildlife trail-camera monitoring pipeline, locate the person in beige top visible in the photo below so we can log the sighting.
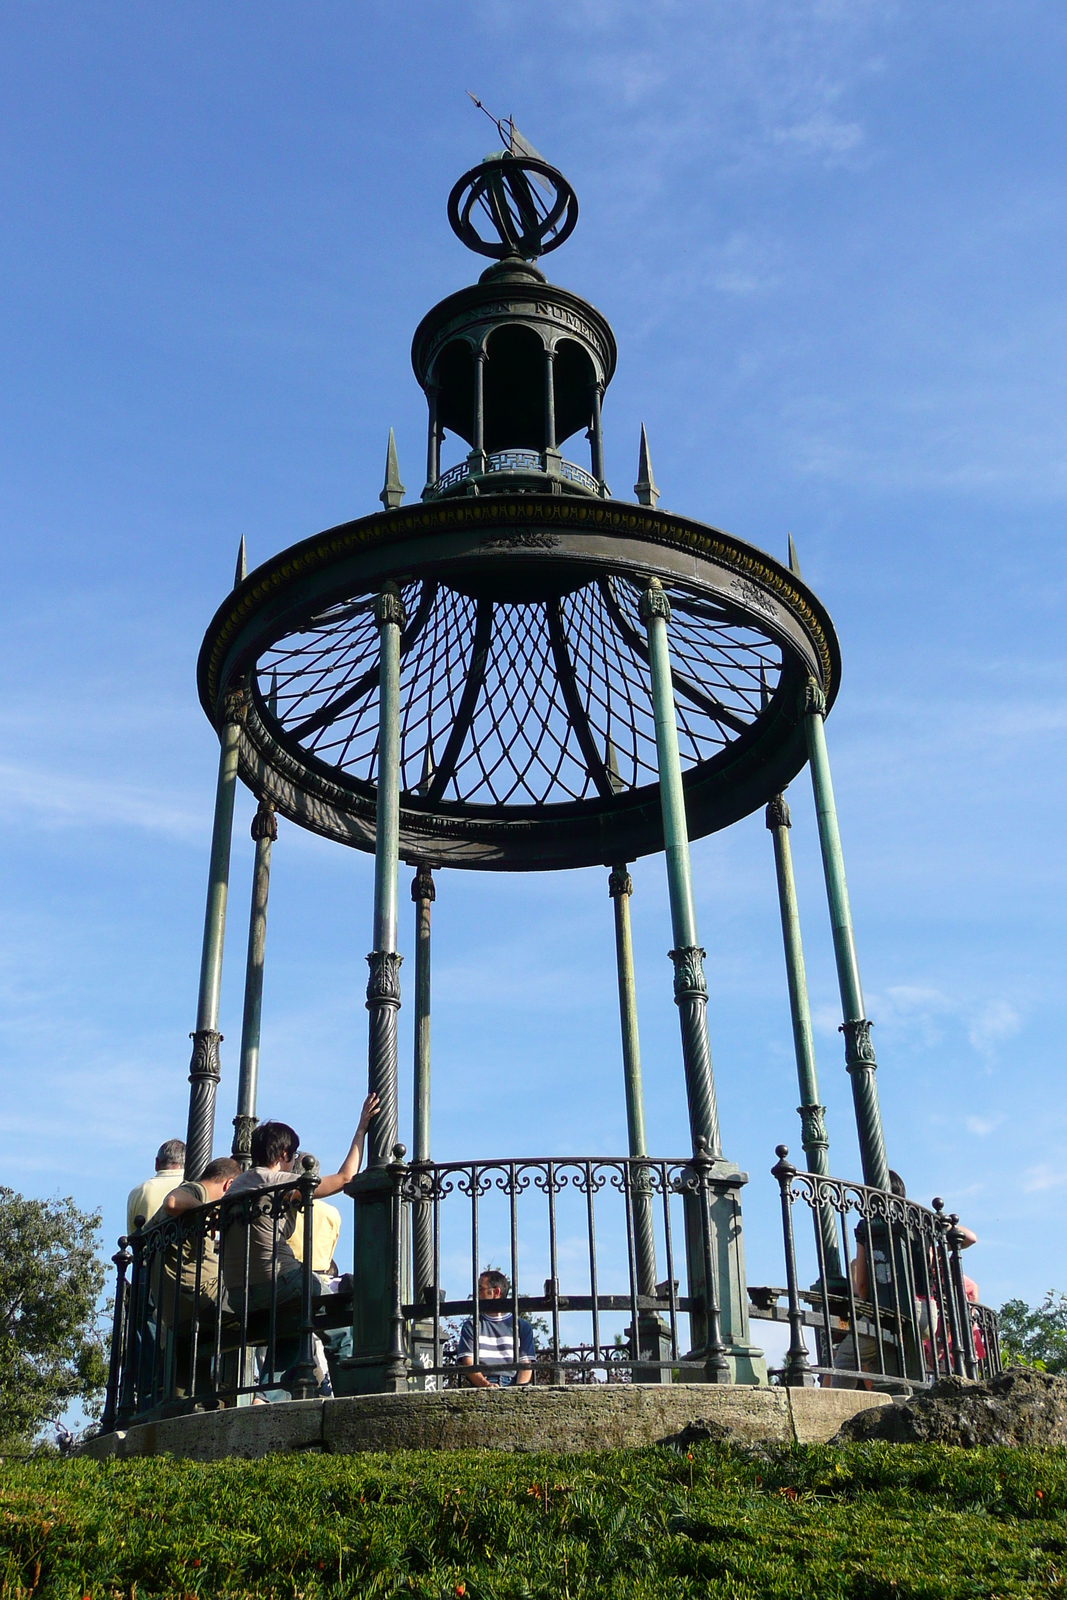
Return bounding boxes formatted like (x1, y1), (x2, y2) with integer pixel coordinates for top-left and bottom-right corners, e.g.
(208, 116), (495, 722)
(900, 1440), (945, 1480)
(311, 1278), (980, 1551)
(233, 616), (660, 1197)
(126, 1139), (185, 1236)
(287, 1153), (343, 1274)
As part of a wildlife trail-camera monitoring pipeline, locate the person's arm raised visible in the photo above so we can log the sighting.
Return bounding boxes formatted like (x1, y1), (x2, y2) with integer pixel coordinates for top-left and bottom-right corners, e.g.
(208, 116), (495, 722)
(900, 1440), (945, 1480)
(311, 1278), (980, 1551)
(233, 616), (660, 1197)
(314, 1092), (380, 1197)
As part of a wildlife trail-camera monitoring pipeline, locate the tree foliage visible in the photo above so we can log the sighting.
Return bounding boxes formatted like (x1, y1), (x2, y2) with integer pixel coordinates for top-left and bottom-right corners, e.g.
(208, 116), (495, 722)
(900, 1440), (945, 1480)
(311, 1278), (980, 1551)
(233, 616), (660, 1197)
(0, 1188), (107, 1448)
(998, 1290), (1067, 1374)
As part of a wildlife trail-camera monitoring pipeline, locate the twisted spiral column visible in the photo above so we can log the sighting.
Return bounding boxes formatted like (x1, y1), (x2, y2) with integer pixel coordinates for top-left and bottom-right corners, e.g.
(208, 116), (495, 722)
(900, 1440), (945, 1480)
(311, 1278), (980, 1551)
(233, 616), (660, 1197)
(366, 584), (405, 1168)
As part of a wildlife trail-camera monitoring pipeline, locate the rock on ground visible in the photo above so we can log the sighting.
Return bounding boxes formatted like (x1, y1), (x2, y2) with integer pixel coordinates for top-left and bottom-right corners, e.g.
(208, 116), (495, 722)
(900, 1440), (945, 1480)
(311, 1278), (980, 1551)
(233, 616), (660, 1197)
(832, 1367), (1067, 1448)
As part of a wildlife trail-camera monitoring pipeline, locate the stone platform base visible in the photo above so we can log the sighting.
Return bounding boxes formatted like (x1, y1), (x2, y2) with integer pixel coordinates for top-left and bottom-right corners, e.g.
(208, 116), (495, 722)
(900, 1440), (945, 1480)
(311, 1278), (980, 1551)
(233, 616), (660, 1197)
(81, 1385), (891, 1462)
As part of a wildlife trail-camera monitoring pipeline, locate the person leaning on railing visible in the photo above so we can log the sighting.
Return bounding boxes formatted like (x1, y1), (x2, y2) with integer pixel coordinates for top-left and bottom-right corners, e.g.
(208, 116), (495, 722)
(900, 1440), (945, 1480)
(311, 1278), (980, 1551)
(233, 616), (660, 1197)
(832, 1171), (979, 1387)
(187, 1094), (379, 1318)
(149, 1156), (242, 1396)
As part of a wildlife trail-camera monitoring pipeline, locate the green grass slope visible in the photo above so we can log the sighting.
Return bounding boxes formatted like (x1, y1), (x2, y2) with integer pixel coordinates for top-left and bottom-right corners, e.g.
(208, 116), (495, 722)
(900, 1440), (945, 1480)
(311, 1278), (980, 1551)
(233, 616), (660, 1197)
(1, 1442), (1066, 1599)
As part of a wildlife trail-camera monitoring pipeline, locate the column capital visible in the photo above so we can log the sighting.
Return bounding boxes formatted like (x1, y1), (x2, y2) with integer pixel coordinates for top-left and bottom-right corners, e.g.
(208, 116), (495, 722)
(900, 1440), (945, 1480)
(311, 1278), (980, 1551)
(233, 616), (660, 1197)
(220, 685), (249, 726)
(366, 949), (403, 1007)
(608, 865), (633, 899)
(669, 944), (708, 1003)
(374, 582), (406, 630)
(800, 676), (827, 718)
(638, 579), (671, 624)
(251, 800), (278, 842)
(231, 1112), (258, 1163)
(765, 794), (791, 830)
(188, 1028), (222, 1084)
(840, 1017), (877, 1069)
(410, 863), (436, 903)
(798, 1102), (829, 1152)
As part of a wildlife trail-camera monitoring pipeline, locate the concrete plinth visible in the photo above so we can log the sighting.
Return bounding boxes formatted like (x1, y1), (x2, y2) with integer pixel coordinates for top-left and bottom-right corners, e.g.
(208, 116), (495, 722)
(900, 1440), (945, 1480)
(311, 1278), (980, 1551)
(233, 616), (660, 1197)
(80, 1385), (891, 1462)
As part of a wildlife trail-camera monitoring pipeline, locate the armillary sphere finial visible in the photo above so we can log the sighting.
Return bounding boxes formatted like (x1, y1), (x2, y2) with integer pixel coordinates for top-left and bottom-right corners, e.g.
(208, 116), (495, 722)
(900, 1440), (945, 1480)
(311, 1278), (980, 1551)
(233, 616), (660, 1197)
(447, 152), (579, 261)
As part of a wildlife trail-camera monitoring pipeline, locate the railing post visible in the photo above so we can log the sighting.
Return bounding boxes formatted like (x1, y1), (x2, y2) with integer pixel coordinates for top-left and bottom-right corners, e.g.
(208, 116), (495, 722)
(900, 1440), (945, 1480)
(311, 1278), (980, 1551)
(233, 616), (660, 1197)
(589, 382), (606, 492)
(116, 1227), (144, 1428)
(771, 1147), (815, 1387)
(691, 1138), (730, 1383)
(947, 1212), (978, 1380)
(185, 683), (246, 1180)
(386, 1143), (412, 1391)
(101, 1239), (132, 1434)
(288, 1158), (321, 1400)
(801, 678), (891, 1192)
(640, 577), (764, 1385)
(232, 800), (277, 1165)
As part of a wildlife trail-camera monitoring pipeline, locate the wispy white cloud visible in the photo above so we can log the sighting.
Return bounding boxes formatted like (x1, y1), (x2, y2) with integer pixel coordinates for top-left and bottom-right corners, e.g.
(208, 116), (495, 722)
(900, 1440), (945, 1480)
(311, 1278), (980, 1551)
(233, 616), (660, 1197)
(1024, 1163), (1067, 1194)
(0, 761), (202, 842)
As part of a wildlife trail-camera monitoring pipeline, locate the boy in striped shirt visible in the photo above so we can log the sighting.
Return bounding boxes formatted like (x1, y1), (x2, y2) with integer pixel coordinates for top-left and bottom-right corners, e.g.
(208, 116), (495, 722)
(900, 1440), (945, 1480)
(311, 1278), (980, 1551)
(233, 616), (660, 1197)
(458, 1269), (535, 1386)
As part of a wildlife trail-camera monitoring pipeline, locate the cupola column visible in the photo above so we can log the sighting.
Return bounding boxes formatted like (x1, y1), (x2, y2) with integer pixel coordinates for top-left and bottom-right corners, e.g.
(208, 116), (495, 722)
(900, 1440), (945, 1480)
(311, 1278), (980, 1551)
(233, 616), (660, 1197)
(471, 348), (487, 473)
(425, 387), (440, 491)
(590, 383), (606, 490)
(543, 346), (560, 476)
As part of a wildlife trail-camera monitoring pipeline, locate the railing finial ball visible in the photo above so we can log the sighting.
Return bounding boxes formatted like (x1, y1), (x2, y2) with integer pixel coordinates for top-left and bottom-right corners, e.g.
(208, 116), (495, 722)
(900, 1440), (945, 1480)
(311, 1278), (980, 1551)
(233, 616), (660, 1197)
(932, 1196), (944, 1213)
(392, 1142), (407, 1162)
(775, 1144), (789, 1159)
(300, 1154), (316, 1173)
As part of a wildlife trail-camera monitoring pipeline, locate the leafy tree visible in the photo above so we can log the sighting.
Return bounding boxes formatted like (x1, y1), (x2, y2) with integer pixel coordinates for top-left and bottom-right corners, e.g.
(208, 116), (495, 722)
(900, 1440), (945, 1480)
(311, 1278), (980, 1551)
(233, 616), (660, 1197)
(998, 1291), (1067, 1374)
(0, 1189), (107, 1448)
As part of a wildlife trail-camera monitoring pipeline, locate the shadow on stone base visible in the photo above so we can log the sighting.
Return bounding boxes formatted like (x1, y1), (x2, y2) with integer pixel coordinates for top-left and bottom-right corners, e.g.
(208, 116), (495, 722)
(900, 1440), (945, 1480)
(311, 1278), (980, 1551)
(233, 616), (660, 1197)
(79, 1385), (891, 1462)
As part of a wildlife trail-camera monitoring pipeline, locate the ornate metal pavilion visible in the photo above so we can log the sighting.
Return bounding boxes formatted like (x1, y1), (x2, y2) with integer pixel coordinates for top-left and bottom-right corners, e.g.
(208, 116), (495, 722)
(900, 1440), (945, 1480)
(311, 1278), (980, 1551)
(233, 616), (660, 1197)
(179, 129), (895, 1391)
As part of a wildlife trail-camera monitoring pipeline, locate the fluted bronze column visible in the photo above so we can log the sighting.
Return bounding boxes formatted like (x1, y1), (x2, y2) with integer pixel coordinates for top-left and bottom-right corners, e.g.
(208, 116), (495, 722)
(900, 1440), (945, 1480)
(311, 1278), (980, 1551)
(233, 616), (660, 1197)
(765, 794), (841, 1275)
(411, 862), (434, 1300)
(608, 864), (657, 1299)
(801, 679), (890, 1192)
(232, 799), (277, 1166)
(184, 684), (245, 1181)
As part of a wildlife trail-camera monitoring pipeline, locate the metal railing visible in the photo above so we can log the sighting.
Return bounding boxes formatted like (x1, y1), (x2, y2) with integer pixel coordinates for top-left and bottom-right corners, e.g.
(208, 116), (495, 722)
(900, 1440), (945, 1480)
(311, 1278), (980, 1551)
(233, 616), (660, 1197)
(425, 450), (601, 499)
(402, 1152), (726, 1385)
(100, 1142), (1000, 1428)
(755, 1146), (1001, 1391)
(101, 1160), (341, 1428)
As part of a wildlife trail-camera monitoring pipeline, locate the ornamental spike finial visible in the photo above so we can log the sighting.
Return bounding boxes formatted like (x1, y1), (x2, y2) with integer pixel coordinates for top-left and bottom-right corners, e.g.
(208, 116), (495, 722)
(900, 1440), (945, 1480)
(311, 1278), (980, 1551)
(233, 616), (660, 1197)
(268, 669), (278, 720)
(419, 737), (435, 797)
(234, 535), (247, 589)
(604, 736), (625, 796)
(634, 423), (659, 508)
(380, 428), (405, 511)
(788, 533), (801, 577)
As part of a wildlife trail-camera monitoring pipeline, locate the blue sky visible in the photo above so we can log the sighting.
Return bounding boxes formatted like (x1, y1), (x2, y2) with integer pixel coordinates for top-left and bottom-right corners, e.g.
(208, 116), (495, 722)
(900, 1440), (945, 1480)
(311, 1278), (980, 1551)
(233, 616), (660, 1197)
(0, 2), (1064, 1340)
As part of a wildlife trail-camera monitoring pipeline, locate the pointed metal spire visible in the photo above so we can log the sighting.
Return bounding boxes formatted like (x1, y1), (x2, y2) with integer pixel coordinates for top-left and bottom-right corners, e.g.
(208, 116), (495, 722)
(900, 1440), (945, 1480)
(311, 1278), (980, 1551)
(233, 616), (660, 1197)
(634, 424), (659, 509)
(268, 669), (278, 720)
(234, 535), (247, 589)
(605, 736), (625, 796)
(788, 534), (801, 578)
(759, 665), (770, 712)
(380, 429), (406, 511)
(418, 737), (435, 797)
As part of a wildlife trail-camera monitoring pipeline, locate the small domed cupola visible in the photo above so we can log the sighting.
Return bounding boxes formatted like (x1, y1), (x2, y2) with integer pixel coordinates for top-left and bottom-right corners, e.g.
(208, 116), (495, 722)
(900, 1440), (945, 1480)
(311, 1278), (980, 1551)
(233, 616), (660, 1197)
(411, 137), (616, 500)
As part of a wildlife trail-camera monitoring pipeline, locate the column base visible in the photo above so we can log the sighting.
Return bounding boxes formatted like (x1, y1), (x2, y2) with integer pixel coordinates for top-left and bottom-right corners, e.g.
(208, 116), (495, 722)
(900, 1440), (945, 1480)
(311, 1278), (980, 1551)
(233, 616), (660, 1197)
(682, 1159), (767, 1387)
